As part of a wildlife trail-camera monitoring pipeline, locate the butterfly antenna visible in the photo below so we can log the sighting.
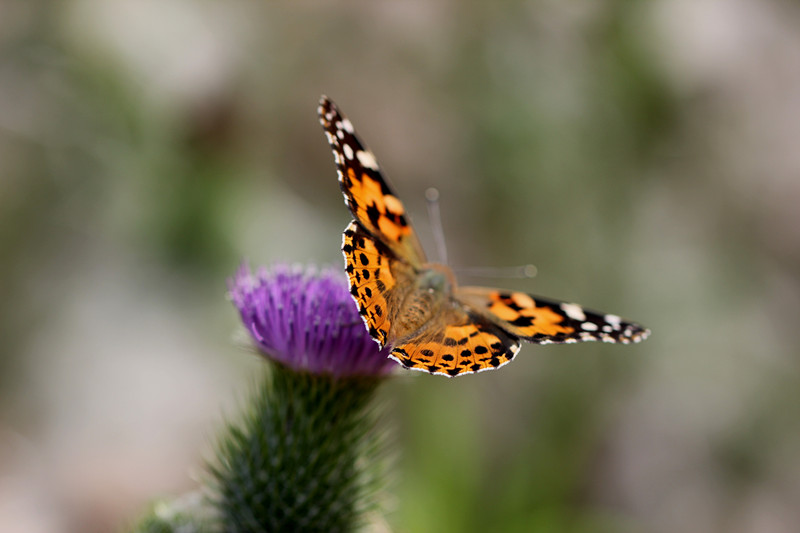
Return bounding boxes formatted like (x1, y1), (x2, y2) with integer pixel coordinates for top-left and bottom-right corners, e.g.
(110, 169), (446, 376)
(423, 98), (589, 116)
(455, 264), (538, 279)
(425, 187), (449, 265)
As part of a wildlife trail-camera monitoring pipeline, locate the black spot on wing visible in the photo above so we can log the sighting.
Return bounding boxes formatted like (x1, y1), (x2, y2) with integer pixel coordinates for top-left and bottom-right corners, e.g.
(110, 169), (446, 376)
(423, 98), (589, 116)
(510, 315), (535, 327)
(366, 203), (381, 227)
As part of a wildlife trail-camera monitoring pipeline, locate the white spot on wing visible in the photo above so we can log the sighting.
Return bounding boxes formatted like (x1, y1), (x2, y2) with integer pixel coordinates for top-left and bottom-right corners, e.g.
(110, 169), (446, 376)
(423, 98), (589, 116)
(343, 143), (354, 160)
(356, 150), (379, 170)
(581, 321), (598, 331)
(341, 118), (355, 133)
(605, 314), (622, 330)
(561, 303), (586, 322)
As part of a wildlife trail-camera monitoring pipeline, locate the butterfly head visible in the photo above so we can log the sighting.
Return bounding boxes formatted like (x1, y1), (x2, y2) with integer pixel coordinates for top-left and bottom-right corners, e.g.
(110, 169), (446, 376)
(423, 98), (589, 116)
(417, 263), (456, 295)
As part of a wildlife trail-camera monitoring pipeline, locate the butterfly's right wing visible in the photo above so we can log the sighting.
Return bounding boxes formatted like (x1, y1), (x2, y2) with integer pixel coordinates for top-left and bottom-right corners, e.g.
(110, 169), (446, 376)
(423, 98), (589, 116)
(319, 96), (427, 265)
(456, 287), (650, 344)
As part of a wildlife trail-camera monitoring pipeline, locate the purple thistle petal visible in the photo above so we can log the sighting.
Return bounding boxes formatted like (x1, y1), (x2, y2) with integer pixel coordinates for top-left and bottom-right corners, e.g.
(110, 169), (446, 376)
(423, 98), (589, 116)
(229, 263), (394, 378)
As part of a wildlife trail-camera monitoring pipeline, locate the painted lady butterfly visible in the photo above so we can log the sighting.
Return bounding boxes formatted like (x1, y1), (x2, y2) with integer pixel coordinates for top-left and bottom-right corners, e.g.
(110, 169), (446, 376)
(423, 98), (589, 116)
(318, 96), (649, 377)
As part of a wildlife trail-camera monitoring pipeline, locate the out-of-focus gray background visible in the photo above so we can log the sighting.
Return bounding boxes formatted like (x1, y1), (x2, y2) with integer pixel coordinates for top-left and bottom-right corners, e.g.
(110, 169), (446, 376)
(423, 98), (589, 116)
(2, 1), (799, 532)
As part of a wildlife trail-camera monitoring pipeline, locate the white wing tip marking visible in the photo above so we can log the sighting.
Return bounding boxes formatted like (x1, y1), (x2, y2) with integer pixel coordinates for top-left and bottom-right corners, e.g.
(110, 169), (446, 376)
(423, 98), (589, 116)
(605, 314), (622, 329)
(561, 303), (586, 322)
(356, 150), (379, 170)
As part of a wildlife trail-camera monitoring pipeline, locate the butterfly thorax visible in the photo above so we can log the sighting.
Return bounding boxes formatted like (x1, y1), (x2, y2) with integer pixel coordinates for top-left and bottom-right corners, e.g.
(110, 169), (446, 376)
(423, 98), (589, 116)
(391, 263), (456, 341)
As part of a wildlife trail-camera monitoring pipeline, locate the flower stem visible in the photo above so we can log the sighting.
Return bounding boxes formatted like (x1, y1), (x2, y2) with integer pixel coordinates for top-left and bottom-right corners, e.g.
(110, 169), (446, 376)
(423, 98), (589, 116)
(210, 363), (385, 533)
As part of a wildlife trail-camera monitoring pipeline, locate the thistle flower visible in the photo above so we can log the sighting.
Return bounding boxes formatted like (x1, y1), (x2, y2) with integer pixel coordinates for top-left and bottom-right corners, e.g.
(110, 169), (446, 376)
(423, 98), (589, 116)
(208, 263), (394, 532)
(229, 263), (394, 378)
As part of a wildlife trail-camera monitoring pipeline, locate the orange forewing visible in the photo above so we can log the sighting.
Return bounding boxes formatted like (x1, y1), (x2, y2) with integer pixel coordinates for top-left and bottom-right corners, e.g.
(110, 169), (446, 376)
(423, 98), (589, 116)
(319, 97), (426, 265)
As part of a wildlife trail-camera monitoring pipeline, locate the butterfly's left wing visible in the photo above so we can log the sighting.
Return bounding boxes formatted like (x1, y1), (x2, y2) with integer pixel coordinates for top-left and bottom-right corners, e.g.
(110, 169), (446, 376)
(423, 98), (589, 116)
(318, 96), (427, 266)
(456, 287), (650, 345)
(341, 219), (420, 348)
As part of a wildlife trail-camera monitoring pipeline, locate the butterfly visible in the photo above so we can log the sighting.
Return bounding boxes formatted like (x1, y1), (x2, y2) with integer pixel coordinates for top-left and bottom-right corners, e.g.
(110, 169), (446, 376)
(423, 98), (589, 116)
(318, 96), (650, 377)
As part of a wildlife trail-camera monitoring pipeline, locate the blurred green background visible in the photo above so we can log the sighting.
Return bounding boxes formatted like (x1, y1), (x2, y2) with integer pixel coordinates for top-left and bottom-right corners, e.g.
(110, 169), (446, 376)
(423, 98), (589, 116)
(2, 1), (799, 532)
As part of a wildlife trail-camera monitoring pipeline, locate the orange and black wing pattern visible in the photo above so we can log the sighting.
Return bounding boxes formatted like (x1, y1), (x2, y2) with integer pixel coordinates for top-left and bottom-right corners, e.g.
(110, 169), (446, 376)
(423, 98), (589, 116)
(457, 287), (650, 345)
(341, 220), (418, 348)
(390, 305), (521, 377)
(318, 96), (426, 266)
